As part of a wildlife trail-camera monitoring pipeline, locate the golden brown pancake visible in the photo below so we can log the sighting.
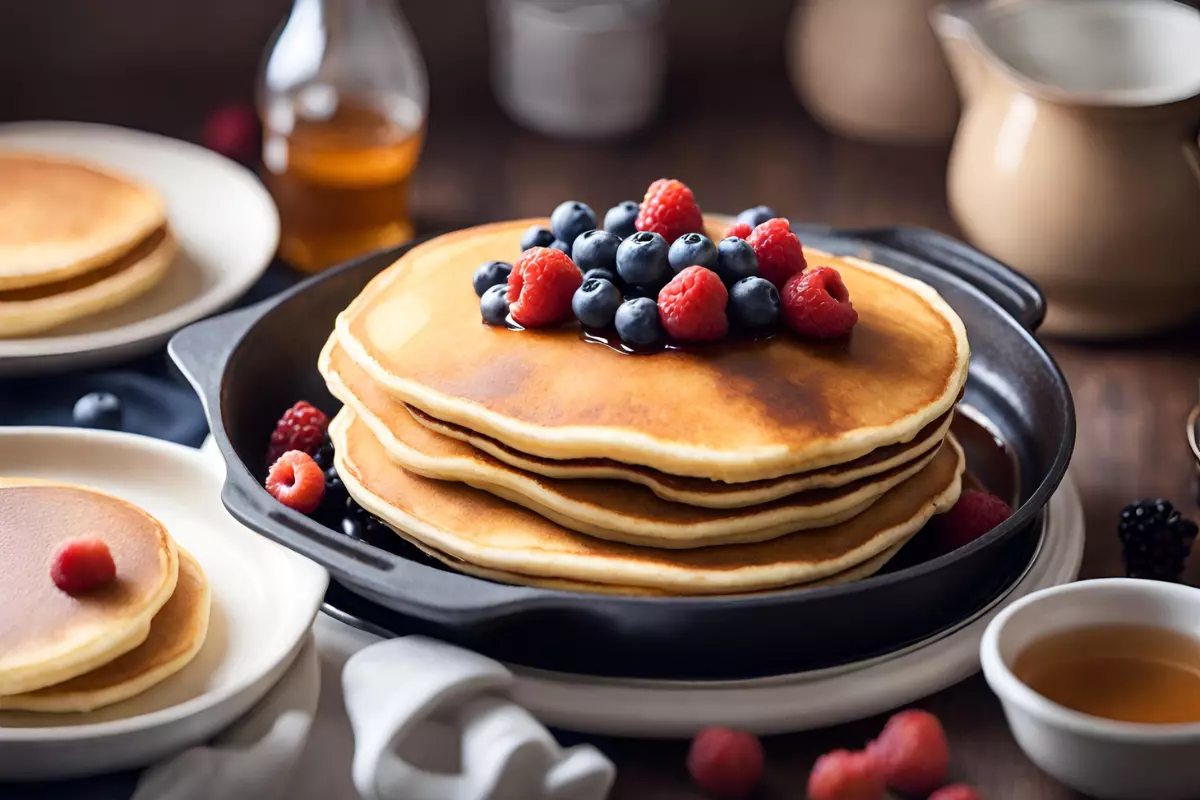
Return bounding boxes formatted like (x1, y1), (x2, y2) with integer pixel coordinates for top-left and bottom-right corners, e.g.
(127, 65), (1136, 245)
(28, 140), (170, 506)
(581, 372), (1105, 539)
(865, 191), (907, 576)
(0, 153), (166, 290)
(334, 218), (969, 482)
(0, 480), (179, 696)
(1, 549), (210, 713)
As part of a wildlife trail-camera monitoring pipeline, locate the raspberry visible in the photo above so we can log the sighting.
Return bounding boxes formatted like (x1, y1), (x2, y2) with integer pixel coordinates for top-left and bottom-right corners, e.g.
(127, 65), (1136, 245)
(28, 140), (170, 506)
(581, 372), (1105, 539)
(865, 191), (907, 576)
(807, 750), (885, 800)
(52, 538), (117, 595)
(636, 178), (705, 243)
(781, 266), (858, 339)
(267, 401), (329, 465)
(725, 222), (753, 240)
(933, 490), (1014, 554)
(657, 266), (729, 342)
(507, 247), (583, 328)
(867, 709), (950, 796)
(686, 727), (764, 799)
(265, 450), (326, 514)
(930, 784), (983, 800)
(747, 218), (806, 288)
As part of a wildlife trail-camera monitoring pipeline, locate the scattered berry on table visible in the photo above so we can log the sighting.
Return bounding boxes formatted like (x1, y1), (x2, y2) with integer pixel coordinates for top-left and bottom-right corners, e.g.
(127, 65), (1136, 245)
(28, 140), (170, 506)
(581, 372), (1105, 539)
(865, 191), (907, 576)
(715, 237), (759, 286)
(736, 205), (778, 229)
(572, 230), (622, 274)
(748, 218), (807, 288)
(616, 231), (672, 288)
(582, 268), (618, 285)
(266, 400), (329, 465)
(614, 297), (664, 347)
(781, 266), (858, 339)
(265, 450), (326, 514)
(807, 750), (886, 800)
(51, 538), (117, 595)
(728, 277), (780, 335)
(1118, 498), (1199, 582)
(636, 178), (705, 243)
(520, 225), (555, 251)
(472, 260), (513, 297)
(507, 247), (583, 328)
(202, 104), (260, 165)
(668, 232), (718, 274)
(72, 391), (124, 431)
(658, 265), (729, 342)
(933, 490), (1013, 553)
(725, 222), (753, 240)
(867, 709), (950, 797)
(550, 200), (597, 245)
(572, 278), (623, 329)
(604, 200), (640, 238)
(930, 785), (983, 800)
(549, 238), (572, 256)
(480, 284), (511, 326)
(686, 727), (764, 800)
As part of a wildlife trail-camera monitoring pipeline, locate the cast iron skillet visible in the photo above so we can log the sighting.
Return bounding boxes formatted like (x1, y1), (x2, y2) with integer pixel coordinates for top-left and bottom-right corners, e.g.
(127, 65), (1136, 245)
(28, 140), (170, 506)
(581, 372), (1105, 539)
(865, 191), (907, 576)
(169, 224), (1075, 680)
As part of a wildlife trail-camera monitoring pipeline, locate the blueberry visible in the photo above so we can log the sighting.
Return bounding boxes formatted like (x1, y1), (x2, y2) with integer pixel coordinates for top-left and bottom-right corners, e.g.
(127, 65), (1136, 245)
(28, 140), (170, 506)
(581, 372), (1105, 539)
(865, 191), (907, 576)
(72, 392), (123, 431)
(472, 260), (512, 296)
(480, 284), (510, 325)
(614, 297), (664, 347)
(716, 237), (759, 286)
(668, 233), (718, 274)
(550, 201), (597, 245)
(622, 284), (657, 300)
(728, 276), (781, 334)
(521, 225), (555, 251)
(549, 238), (572, 256)
(341, 515), (365, 540)
(572, 230), (621, 273)
(313, 442), (334, 470)
(572, 278), (623, 328)
(736, 205), (778, 229)
(616, 231), (671, 288)
(582, 268), (618, 284)
(603, 201), (640, 238)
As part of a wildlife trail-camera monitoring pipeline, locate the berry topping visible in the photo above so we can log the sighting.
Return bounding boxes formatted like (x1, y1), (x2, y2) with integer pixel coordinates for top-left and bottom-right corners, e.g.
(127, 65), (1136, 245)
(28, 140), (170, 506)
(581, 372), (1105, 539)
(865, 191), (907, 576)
(572, 230), (622, 274)
(480, 284), (511, 326)
(313, 439), (334, 470)
(807, 750), (886, 800)
(72, 391), (124, 432)
(51, 538), (117, 595)
(550, 201), (597, 246)
(507, 247), (583, 328)
(933, 490), (1013, 553)
(725, 222), (753, 240)
(615, 231), (672, 288)
(472, 260), (512, 297)
(930, 785), (983, 800)
(728, 277), (780, 335)
(668, 232), (719, 274)
(572, 278), (623, 329)
(1119, 499), (1199, 582)
(715, 237), (759, 286)
(614, 297), (664, 347)
(549, 238), (572, 256)
(635, 178), (704, 243)
(267, 400), (330, 465)
(582, 268), (618, 285)
(603, 200), (640, 238)
(867, 709), (950, 797)
(657, 265), (729, 342)
(747, 218), (807, 288)
(520, 225), (556, 251)
(265, 450), (326, 514)
(736, 205), (778, 229)
(686, 727), (764, 800)
(781, 266), (858, 339)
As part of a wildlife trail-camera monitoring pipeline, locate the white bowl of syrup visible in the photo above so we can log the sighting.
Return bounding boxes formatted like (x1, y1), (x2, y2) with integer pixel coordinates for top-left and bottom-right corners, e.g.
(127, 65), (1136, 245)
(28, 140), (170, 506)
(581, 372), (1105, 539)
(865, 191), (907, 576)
(981, 578), (1200, 800)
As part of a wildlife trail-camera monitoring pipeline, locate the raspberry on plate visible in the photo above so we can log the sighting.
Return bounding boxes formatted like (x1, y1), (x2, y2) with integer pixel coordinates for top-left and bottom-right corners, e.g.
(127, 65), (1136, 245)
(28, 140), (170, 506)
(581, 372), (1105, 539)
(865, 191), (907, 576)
(867, 709), (950, 796)
(636, 178), (705, 244)
(266, 400), (330, 465)
(807, 749), (885, 800)
(781, 266), (858, 339)
(51, 538), (117, 595)
(747, 218), (807, 288)
(266, 450), (326, 514)
(686, 727), (764, 799)
(507, 247), (583, 328)
(657, 265), (728, 342)
(725, 221), (753, 240)
(930, 784), (983, 800)
(934, 490), (1014, 554)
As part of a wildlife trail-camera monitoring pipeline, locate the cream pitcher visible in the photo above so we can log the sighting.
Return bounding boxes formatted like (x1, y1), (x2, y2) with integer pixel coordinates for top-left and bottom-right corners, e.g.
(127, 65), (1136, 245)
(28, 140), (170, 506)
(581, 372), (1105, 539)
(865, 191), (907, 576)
(933, 0), (1200, 338)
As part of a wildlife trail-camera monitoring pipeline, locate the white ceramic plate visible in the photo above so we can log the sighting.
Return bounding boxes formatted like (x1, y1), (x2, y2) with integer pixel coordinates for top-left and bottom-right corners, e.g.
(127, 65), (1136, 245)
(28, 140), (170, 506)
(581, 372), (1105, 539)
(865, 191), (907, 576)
(0, 121), (279, 376)
(0, 428), (328, 780)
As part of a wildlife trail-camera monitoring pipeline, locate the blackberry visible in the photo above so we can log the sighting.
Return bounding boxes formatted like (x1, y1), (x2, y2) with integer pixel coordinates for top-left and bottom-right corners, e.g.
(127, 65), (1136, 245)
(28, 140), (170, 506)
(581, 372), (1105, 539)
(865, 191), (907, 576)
(1118, 499), (1199, 581)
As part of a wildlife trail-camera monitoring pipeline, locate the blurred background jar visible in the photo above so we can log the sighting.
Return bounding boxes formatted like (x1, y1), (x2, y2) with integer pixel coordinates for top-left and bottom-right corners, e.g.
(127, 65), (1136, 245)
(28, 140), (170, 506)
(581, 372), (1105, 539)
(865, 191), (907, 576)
(258, 0), (428, 273)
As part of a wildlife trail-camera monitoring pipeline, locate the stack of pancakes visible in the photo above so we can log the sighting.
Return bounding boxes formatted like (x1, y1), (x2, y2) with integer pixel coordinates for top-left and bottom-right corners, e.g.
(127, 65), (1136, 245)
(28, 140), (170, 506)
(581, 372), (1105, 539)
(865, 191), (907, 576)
(0, 480), (209, 713)
(320, 219), (971, 596)
(0, 152), (177, 337)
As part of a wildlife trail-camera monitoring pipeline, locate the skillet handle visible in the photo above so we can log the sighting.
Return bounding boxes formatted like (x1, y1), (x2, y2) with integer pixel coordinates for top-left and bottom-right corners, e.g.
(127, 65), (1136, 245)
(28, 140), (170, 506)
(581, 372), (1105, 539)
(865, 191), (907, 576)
(169, 302), (269, 401)
(843, 226), (1047, 332)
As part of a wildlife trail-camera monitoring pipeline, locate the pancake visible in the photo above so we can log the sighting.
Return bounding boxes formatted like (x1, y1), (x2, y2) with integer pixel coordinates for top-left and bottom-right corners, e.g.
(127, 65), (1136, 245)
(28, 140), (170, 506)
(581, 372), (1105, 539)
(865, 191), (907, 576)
(335, 217), (969, 482)
(1, 549), (210, 713)
(0, 152), (166, 291)
(331, 410), (965, 594)
(0, 480), (179, 696)
(324, 338), (937, 547)
(0, 226), (176, 338)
